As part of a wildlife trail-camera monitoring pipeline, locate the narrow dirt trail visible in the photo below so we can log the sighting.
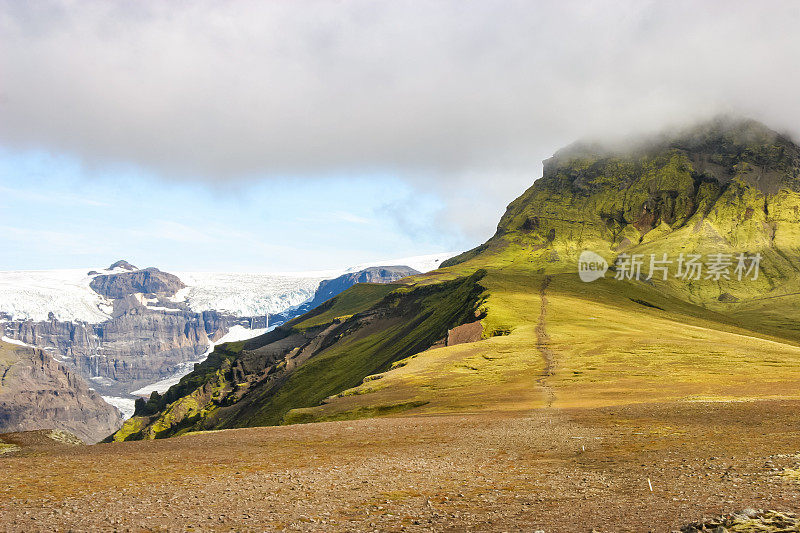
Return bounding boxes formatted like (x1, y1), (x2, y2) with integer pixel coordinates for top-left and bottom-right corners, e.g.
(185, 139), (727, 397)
(535, 275), (556, 407)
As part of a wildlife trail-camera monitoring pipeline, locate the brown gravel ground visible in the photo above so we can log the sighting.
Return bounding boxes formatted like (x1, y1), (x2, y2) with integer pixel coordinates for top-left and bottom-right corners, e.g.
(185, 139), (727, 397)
(1, 400), (800, 532)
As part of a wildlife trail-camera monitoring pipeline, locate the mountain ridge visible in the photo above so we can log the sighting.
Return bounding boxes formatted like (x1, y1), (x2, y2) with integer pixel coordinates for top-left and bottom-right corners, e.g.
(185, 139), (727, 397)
(112, 269), (486, 440)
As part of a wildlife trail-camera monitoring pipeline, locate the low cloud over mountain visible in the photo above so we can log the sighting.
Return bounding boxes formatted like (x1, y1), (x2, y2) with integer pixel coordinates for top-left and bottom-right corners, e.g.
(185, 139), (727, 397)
(2, 1), (800, 240)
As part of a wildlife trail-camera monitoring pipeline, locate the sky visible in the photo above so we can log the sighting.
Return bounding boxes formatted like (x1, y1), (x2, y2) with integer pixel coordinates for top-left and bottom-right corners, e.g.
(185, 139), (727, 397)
(0, 149), (452, 270)
(2, 1), (800, 271)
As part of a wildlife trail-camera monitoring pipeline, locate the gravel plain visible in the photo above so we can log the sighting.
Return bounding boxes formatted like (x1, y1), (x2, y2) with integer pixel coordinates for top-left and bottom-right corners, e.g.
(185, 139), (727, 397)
(2, 400), (800, 532)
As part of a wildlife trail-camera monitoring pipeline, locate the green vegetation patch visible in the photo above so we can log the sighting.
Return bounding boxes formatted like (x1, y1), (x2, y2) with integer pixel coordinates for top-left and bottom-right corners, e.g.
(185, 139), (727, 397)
(292, 283), (401, 330)
(283, 400), (430, 425)
(0, 441), (20, 455)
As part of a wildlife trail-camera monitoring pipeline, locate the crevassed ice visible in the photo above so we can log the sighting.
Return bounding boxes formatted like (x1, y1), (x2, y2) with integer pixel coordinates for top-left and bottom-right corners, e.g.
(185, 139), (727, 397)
(0, 270), (111, 323)
(101, 396), (137, 419)
(174, 272), (332, 316)
(0, 253), (457, 323)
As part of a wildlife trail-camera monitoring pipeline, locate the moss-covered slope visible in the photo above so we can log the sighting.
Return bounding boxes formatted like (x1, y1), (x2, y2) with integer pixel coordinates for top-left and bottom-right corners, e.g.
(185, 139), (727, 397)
(301, 117), (800, 422)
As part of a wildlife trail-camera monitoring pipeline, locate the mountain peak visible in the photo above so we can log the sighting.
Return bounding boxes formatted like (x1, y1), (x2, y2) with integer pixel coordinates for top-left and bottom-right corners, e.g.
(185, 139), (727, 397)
(444, 117), (800, 276)
(550, 115), (799, 172)
(108, 260), (138, 271)
(538, 116), (800, 203)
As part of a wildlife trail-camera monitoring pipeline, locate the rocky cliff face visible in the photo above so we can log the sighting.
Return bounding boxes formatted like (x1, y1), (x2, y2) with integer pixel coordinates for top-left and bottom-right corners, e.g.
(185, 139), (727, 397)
(0, 341), (123, 443)
(1, 262), (263, 399)
(3, 302), (252, 397)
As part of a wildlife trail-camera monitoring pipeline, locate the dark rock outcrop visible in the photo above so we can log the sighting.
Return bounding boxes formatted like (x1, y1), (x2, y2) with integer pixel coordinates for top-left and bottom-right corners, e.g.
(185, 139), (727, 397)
(0, 341), (123, 443)
(90, 267), (185, 299)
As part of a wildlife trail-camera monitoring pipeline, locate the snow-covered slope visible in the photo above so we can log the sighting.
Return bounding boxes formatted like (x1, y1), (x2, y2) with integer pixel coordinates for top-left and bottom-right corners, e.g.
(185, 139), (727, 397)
(172, 253), (456, 317)
(0, 269), (112, 323)
(0, 253), (457, 323)
(173, 271), (335, 317)
(0, 269), (334, 323)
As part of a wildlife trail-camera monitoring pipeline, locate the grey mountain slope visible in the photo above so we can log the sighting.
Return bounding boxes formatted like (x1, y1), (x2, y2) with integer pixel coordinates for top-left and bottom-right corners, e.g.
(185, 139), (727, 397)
(0, 341), (123, 443)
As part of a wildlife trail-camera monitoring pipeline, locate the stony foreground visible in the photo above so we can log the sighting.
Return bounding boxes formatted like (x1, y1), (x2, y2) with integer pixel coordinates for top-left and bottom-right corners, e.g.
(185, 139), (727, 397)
(2, 400), (800, 532)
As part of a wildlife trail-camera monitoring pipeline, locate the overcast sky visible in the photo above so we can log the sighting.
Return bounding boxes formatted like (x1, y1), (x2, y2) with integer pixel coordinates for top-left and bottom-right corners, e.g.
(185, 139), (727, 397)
(2, 1), (799, 270)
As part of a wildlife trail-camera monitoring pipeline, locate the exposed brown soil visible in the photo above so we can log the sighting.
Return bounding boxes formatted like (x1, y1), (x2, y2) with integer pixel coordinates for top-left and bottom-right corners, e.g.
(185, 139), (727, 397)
(535, 275), (556, 408)
(2, 400), (799, 532)
(446, 320), (483, 346)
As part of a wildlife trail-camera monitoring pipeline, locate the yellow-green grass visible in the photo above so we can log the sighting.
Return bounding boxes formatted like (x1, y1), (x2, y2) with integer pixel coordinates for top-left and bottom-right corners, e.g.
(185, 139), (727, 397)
(287, 254), (800, 423)
(543, 274), (800, 408)
(286, 332), (545, 423)
(0, 442), (20, 455)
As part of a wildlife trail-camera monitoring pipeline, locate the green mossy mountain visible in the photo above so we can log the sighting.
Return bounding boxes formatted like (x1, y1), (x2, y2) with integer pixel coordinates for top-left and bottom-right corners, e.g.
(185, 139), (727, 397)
(448, 116), (799, 264)
(112, 116), (800, 441)
(444, 117), (800, 311)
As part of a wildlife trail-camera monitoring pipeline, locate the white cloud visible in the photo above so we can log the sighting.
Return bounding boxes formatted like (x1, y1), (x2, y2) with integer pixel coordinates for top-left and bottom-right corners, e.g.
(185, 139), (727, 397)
(1, 1), (799, 241)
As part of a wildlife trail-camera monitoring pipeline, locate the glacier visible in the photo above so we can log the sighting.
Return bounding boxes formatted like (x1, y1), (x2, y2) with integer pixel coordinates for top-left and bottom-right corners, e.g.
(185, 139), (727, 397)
(0, 253), (456, 323)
